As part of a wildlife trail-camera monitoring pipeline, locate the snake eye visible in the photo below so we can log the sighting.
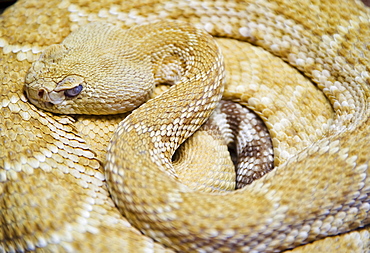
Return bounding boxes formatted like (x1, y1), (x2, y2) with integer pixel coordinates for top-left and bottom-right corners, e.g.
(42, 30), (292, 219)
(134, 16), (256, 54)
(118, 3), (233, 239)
(64, 84), (83, 98)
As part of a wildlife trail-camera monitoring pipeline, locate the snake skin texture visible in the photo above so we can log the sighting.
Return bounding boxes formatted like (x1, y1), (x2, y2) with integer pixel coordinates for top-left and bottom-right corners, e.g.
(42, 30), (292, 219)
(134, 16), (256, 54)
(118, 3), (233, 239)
(2, 0), (370, 252)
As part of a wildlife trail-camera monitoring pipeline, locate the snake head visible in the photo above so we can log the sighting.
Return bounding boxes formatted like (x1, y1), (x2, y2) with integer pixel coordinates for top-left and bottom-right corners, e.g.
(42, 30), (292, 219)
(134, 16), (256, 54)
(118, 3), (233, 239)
(25, 44), (86, 113)
(25, 22), (155, 115)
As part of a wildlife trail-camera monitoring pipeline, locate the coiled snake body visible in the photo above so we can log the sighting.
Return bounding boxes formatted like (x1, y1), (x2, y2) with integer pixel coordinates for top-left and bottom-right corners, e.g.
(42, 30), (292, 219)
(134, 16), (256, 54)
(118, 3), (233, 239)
(2, 0), (370, 252)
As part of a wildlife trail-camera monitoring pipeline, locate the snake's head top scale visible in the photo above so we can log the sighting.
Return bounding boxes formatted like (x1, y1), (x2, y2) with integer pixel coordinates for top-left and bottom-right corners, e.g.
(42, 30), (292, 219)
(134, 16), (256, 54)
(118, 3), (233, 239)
(25, 23), (154, 115)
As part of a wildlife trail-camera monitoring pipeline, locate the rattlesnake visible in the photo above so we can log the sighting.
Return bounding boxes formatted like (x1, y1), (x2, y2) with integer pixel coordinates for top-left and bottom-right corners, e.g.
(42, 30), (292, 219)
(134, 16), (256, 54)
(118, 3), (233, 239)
(2, 0), (370, 252)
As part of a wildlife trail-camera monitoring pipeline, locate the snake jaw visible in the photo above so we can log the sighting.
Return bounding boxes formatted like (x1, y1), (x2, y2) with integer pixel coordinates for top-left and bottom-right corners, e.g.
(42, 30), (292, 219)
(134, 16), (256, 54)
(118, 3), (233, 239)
(25, 81), (66, 113)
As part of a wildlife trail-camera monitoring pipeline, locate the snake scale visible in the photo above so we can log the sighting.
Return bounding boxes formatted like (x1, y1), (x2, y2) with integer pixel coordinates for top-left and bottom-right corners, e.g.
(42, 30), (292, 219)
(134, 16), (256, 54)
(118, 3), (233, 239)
(1, 0), (370, 252)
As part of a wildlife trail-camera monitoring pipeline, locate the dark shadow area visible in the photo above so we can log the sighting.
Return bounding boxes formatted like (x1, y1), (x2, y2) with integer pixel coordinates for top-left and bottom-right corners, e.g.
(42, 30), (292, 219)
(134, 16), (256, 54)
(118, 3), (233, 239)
(0, 0), (16, 14)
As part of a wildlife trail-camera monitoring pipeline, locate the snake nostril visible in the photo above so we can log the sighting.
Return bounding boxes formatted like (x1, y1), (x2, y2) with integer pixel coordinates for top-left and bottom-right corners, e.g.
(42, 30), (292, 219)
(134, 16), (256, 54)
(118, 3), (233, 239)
(38, 89), (45, 98)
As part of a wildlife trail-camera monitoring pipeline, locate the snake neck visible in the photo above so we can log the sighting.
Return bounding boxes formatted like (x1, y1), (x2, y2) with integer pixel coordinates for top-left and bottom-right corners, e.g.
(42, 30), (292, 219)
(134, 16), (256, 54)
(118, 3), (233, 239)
(106, 21), (225, 181)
